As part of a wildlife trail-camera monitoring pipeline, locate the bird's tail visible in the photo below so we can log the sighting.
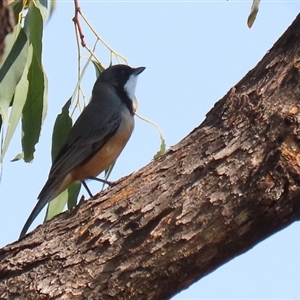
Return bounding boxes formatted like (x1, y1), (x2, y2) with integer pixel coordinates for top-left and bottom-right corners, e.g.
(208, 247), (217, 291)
(19, 173), (73, 239)
(19, 187), (55, 240)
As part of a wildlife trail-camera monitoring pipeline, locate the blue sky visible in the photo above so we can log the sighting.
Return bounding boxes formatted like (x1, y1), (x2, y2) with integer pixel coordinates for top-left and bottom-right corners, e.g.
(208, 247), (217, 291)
(0, 1), (300, 299)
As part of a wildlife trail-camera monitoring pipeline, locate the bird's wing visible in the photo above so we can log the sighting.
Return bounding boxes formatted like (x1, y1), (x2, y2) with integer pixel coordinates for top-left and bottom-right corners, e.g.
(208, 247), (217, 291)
(45, 103), (122, 194)
(50, 104), (122, 178)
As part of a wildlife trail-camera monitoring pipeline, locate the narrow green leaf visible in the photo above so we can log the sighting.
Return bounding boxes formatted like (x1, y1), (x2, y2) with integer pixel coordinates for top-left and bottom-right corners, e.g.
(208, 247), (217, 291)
(45, 182), (81, 221)
(45, 97), (73, 220)
(67, 182), (81, 209)
(104, 161), (115, 180)
(1, 45), (33, 162)
(11, 152), (24, 162)
(35, 0), (48, 22)
(48, 0), (56, 21)
(51, 98), (72, 161)
(102, 161), (115, 189)
(24, 3), (43, 59)
(0, 26), (24, 71)
(0, 26), (28, 122)
(247, 0), (260, 28)
(44, 189), (68, 221)
(92, 60), (105, 78)
(22, 56), (46, 162)
(154, 136), (166, 159)
(42, 70), (48, 125)
(22, 3), (47, 162)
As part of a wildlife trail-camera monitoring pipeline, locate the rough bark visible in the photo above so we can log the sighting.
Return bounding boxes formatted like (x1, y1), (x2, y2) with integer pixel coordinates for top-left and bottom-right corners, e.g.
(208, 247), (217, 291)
(1, 13), (300, 300)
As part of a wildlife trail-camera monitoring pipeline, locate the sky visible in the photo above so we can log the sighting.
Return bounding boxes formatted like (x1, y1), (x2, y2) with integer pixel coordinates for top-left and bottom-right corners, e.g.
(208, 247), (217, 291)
(0, 1), (300, 299)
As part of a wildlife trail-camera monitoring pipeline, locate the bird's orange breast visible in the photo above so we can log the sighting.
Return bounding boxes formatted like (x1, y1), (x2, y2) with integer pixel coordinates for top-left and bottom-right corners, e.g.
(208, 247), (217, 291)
(70, 110), (134, 182)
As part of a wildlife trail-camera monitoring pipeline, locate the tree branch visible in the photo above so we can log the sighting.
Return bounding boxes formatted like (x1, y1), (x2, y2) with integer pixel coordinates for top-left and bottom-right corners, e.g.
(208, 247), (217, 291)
(1, 13), (300, 300)
(73, 0), (86, 47)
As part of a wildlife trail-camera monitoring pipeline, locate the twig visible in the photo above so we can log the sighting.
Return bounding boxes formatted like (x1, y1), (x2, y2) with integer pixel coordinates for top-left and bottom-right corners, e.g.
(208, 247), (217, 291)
(73, 0), (86, 47)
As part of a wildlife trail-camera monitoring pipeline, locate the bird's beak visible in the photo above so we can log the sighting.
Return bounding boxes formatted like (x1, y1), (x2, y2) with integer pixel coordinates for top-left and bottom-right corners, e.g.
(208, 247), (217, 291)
(133, 66), (146, 75)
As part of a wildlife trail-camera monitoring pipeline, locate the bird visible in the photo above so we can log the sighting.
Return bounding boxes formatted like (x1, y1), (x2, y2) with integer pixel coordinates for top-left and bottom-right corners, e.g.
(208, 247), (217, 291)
(19, 64), (145, 239)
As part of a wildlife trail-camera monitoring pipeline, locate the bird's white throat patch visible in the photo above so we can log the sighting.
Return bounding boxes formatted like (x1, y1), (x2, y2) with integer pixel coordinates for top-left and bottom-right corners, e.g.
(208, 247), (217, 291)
(124, 74), (137, 101)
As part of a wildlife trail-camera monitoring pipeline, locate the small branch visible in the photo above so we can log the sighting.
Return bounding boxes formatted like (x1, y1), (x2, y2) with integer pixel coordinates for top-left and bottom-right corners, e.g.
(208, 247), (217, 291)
(73, 0), (86, 47)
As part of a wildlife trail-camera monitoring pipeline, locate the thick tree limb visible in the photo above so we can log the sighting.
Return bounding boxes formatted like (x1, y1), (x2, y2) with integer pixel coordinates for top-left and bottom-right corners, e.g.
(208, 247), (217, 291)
(1, 13), (300, 300)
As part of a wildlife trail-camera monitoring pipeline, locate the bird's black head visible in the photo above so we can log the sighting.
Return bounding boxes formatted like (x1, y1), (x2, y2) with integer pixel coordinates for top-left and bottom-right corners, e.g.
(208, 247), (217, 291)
(99, 64), (145, 102)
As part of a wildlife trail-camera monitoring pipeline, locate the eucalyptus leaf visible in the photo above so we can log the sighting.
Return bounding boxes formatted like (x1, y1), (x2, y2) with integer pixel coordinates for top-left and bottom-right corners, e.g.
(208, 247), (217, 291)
(35, 0), (48, 22)
(0, 26), (28, 123)
(45, 97), (73, 220)
(51, 98), (72, 161)
(48, 0), (56, 21)
(10, 152), (24, 162)
(44, 189), (68, 221)
(92, 59), (105, 78)
(45, 182), (81, 222)
(67, 182), (81, 209)
(22, 55), (46, 162)
(247, 0), (260, 28)
(24, 3), (43, 58)
(22, 3), (47, 162)
(153, 136), (166, 159)
(1, 45), (33, 162)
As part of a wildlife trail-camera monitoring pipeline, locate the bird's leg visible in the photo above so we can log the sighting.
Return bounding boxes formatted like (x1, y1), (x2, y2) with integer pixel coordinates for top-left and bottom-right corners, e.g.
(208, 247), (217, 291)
(88, 176), (115, 186)
(81, 181), (94, 198)
(81, 177), (116, 199)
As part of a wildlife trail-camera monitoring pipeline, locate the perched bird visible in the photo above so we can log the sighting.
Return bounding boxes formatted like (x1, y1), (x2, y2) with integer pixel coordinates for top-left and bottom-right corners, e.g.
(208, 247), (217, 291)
(19, 64), (145, 239)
